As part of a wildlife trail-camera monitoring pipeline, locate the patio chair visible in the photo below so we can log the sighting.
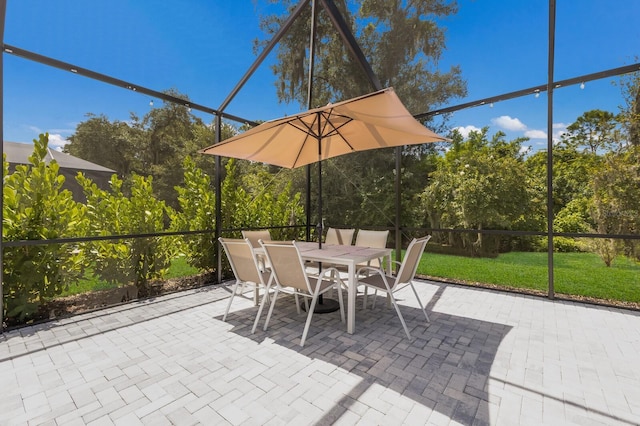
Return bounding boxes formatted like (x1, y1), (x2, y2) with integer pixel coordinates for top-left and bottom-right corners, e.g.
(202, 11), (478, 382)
(356, 235), (431, 340)
(219, 237), (272, 321)
(242, 229), (272, 270)
(242, 229), (272, 248)
(325, 227), (355, 245)
(253, 240), (345, 347)
(354, 229), (389, 269)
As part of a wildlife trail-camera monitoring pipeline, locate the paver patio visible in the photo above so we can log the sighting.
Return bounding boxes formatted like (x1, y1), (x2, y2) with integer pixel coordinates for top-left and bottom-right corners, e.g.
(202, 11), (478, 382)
(1, 280), (639, 425)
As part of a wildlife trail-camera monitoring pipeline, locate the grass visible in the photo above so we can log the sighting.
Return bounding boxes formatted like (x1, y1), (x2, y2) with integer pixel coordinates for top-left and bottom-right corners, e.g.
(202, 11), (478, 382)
(59, 256), (200, 298)
(164, 256), (199, 279)
(419, 251), (640, 304)
(58, 251), (640, 306)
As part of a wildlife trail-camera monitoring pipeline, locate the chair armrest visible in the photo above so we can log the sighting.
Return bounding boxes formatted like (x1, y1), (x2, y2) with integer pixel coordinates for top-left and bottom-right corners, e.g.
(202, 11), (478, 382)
(315, 266), (346, 286)
(356, 265), (385, 277)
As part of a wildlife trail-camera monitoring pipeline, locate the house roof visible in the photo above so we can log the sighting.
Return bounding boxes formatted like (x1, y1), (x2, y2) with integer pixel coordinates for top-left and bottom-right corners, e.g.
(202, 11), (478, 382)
(3, 141), (115, 173)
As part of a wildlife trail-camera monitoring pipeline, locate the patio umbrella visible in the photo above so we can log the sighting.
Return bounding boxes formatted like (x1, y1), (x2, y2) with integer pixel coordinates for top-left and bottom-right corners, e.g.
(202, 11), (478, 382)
(200, 86), (448, 244)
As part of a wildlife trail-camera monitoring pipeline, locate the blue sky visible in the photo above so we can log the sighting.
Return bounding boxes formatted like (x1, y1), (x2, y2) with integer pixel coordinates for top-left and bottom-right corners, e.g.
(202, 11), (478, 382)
(3, 0), (640, 154)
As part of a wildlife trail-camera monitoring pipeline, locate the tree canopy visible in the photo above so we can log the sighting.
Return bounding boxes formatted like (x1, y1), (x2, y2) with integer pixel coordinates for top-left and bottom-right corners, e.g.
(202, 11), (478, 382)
(64, 90), (236, 209)
(257, 0), (467, 113)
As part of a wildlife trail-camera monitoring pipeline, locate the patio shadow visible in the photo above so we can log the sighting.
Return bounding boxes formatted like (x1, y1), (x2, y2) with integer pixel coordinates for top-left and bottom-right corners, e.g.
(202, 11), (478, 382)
(220, 282), (512, 425)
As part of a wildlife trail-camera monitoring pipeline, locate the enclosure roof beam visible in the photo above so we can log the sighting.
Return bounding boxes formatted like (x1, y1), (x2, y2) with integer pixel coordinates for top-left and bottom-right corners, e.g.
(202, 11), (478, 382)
(3, 44), (257, 126)
(218, 0), (311, 113)
(416, 62), (640, 120)
(319, 0), (382, 91)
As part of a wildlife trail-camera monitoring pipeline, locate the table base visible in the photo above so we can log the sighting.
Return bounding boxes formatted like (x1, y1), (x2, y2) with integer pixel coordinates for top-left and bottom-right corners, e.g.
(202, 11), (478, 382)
(300, 297), (341, 313)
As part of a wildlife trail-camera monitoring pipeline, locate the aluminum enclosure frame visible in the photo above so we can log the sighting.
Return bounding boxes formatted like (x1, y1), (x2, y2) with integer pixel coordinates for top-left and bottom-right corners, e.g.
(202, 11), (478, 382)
(2, 0), (640, 326)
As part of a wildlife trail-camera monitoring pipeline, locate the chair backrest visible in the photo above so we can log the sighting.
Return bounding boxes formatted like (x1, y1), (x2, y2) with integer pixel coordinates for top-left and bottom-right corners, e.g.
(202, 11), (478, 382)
(242, 229), (272, 249)
(259, 240), (309, 292)
(355, 229), (389, 248)
(219, 237), (265, 285)
(394, 235), (431, 288)
(325, 227), (355, 245)
(355, 229), (389, 267)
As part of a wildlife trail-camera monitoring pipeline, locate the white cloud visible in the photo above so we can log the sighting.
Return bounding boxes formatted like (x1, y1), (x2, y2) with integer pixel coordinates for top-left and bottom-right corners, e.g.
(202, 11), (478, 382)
(47, 134), (69, 151)
(453, 125), (481, 138)
(552, 122), (568, 142)
(524, 129), (547, 139)
(24, 125), (73, 150)
(28, 125), (42, 136)
(491, 115), (527, 131)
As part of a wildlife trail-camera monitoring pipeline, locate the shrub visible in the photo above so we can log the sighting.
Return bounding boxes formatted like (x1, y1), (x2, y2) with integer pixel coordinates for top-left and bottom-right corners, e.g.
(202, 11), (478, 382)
(3, 134), (88, 321)
(78, 173), (178, 297)
(171, 156), (216, 271)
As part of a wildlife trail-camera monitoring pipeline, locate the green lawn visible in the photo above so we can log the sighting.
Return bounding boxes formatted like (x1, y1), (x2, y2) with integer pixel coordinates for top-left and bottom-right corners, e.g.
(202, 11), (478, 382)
(59, 256), (199, 298)
(419, 251), (640, 304)
(60, 251), (640, 306)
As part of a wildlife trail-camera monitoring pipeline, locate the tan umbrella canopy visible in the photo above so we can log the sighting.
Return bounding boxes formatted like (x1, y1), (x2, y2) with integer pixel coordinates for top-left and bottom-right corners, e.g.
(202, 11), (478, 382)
(200, 86), (447, 254)
(199, 87), (448, 168)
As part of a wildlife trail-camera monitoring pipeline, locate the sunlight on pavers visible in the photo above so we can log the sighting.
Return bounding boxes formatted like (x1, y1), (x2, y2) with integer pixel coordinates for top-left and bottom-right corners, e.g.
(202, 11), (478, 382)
(1, 281), (639, 425)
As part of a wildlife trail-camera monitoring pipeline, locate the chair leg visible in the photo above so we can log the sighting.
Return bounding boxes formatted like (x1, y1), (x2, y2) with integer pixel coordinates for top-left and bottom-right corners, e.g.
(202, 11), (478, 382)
(388, 292), (412, 340)
(263, 287), (280, 331)
(253, 282), (259, 306)
(300, 289), (321, 347)
(336, 283), (345, 323)
(251, 281), (271, 334)
(363, 286), (368, 309)
(303, 292), (310, 313)
(222, 280), (241, 322)
(410, 282), (430, 324)
(294, 291), (301, 315)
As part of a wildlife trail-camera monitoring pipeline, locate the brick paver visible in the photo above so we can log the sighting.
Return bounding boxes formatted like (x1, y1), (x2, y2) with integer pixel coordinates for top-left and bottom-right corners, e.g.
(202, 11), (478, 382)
(1, 280), (639, 425)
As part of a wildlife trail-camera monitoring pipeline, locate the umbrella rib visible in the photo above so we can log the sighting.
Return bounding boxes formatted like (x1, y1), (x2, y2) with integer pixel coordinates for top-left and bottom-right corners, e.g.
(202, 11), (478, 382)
(199, 88), (448, 168)
(321, 110), (356, 152)
(286, 119), (318, 167)
(289, 116), (319, 138)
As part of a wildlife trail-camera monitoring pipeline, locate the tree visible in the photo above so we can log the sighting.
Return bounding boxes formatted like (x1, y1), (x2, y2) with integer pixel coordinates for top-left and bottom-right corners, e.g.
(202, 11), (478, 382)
(66, 89), (233, 210)
(258, 0), (466, 113)
(587, 147), (640, 265)
(65, 113), (139, 175)
(256, 1), (466, 232)
(3, 134), (88, 321)
(560, 109), (623, 154)
(129, 90), (204, 208)
(549, 108), (637, 261)
(616, 70), (640, 147)
(526, 146), (600, 218)
(421, 128), (532, 255)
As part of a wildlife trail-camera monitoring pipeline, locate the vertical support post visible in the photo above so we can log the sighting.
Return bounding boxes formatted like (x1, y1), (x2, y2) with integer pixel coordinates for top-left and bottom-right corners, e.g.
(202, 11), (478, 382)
(547, 0), (556, 299)
(215, 114), (223, 283)
(395, 147), (402, 264)
(317, 116), (322, 249)
(0, 0), (7, 331)
(306, 167), (311, 241)
(307, 0), (318, 244)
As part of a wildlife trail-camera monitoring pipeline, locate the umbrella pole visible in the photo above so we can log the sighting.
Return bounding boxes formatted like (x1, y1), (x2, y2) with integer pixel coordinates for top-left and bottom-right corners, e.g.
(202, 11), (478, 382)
(316, 117), (337, 310)
(317, 132), (322, 249)
(301, 0), (339, 314)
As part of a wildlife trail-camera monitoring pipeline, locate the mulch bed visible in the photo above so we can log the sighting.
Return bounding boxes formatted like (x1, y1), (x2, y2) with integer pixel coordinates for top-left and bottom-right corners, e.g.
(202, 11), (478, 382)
(4, 272), (637, 331)
(3, 272), (218, 331)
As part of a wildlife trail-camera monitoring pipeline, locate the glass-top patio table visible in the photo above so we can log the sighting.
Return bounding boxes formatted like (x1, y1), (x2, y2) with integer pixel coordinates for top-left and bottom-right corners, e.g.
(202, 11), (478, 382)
(294, 241), (392, 334)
